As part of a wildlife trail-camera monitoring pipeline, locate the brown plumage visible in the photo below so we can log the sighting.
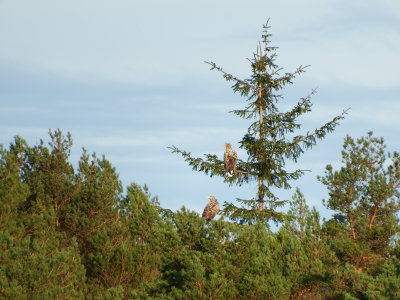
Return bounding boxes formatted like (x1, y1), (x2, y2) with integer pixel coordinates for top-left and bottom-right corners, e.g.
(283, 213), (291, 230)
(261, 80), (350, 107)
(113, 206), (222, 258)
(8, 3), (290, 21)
(202, 195), (220, 221)
(224, 143), (237, 177)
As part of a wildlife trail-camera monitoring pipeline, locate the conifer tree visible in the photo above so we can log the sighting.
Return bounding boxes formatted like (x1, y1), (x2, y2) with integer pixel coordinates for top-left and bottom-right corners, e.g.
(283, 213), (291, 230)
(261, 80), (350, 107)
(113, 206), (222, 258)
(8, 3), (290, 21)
(319, 132), (400, 273)
(170, 22), (346, 224)
(0, 134), (87, 299)
(118, 183), (165, 293)
(283, 189), (339, 298)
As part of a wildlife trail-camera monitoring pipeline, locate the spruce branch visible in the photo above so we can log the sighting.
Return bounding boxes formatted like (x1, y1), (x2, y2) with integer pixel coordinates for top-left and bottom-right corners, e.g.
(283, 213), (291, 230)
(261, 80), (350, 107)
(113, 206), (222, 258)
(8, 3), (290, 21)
(205, 61), (255, 95)
(222, 201), (286, 225)
(168, 145), (225, 177)
(168, 146), (255, 184)
(270, 65), (309, 90)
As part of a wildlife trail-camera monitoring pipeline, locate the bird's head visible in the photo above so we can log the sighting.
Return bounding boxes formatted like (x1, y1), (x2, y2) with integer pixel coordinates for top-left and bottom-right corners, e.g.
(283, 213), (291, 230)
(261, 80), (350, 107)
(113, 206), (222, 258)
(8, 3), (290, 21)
(208, 195), (216, 201)
(223, 143), (231, 148)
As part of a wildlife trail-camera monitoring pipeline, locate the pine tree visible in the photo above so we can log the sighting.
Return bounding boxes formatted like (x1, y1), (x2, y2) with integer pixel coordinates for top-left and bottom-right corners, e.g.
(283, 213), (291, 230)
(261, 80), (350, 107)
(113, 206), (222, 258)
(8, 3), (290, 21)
(170, 22), (346, 224)
(66, 149), (128, 297)
(0, 134), (87, 299)
(319, 132), (400, 273)
(118, 183), (165, 294)
(226, 223), (291, 299)
(283, 189), (340, 299)
(157, 207), (240, 299)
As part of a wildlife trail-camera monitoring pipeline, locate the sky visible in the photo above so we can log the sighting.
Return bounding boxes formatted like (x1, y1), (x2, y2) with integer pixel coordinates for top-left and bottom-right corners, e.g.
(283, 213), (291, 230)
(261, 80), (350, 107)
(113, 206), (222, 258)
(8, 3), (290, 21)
(1, 0), (399, 220)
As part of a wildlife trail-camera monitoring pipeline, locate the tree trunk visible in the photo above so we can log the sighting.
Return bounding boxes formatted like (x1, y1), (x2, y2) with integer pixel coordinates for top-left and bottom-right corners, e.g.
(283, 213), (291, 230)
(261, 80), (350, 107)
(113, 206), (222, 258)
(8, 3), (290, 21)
(258, 177), (264, 210)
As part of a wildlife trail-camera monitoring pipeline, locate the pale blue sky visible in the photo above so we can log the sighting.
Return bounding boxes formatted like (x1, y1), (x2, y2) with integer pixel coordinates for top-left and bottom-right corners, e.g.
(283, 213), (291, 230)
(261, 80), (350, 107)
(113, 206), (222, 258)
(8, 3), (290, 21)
(1, 0), (399, 218)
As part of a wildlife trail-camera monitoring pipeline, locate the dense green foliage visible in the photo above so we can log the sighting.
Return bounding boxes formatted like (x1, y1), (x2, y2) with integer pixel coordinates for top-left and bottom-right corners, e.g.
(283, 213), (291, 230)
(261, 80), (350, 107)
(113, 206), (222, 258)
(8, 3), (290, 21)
(170, 22), (347, 224)
(1, 130), (399, 299)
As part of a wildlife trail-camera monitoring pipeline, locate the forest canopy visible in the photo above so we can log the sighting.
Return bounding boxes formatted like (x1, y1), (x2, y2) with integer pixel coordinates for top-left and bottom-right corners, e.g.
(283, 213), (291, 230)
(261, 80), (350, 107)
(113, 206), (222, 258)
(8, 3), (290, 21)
(0, 130), (399, 299)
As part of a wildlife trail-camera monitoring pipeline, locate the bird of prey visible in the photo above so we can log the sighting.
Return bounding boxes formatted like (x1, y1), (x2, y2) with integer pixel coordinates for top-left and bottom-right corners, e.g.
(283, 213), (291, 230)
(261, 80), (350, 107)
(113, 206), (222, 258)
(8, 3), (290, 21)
(224, 143), (237, 177)
(202, 195), (220, 221)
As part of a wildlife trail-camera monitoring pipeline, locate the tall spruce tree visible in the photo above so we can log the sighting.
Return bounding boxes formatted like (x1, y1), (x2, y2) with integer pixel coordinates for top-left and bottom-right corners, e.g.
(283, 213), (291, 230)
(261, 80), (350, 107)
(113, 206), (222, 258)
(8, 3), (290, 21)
(170, 22), (346, 224)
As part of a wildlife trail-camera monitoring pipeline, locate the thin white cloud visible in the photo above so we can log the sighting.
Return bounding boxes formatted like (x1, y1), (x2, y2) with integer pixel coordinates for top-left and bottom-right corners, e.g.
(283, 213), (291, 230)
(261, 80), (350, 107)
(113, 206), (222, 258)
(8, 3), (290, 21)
(82, 127), (243, 149)
(351, 101), (400, 126)
(278, 28), (400, 88)
(0, 126), (49, 143)
(1, 0), (398, 88)
(84, 136), (161, 148)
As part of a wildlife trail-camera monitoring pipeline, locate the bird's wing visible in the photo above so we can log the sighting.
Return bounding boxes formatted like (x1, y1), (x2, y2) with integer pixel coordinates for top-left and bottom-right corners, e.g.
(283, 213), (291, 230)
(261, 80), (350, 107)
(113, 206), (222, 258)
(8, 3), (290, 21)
(202, 203), (211, 218)
(232, 149), (238, 160)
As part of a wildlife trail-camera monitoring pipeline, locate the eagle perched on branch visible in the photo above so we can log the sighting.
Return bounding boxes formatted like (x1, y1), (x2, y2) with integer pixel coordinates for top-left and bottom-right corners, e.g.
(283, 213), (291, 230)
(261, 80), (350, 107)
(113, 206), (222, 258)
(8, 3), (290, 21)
(224, 143), (237, 177)
(202, 195), (220, 221)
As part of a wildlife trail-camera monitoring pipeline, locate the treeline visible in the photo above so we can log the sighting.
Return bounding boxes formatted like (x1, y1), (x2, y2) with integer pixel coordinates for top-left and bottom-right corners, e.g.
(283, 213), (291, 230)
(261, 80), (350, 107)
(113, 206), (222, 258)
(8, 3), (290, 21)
(0, 130), (399, 299)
